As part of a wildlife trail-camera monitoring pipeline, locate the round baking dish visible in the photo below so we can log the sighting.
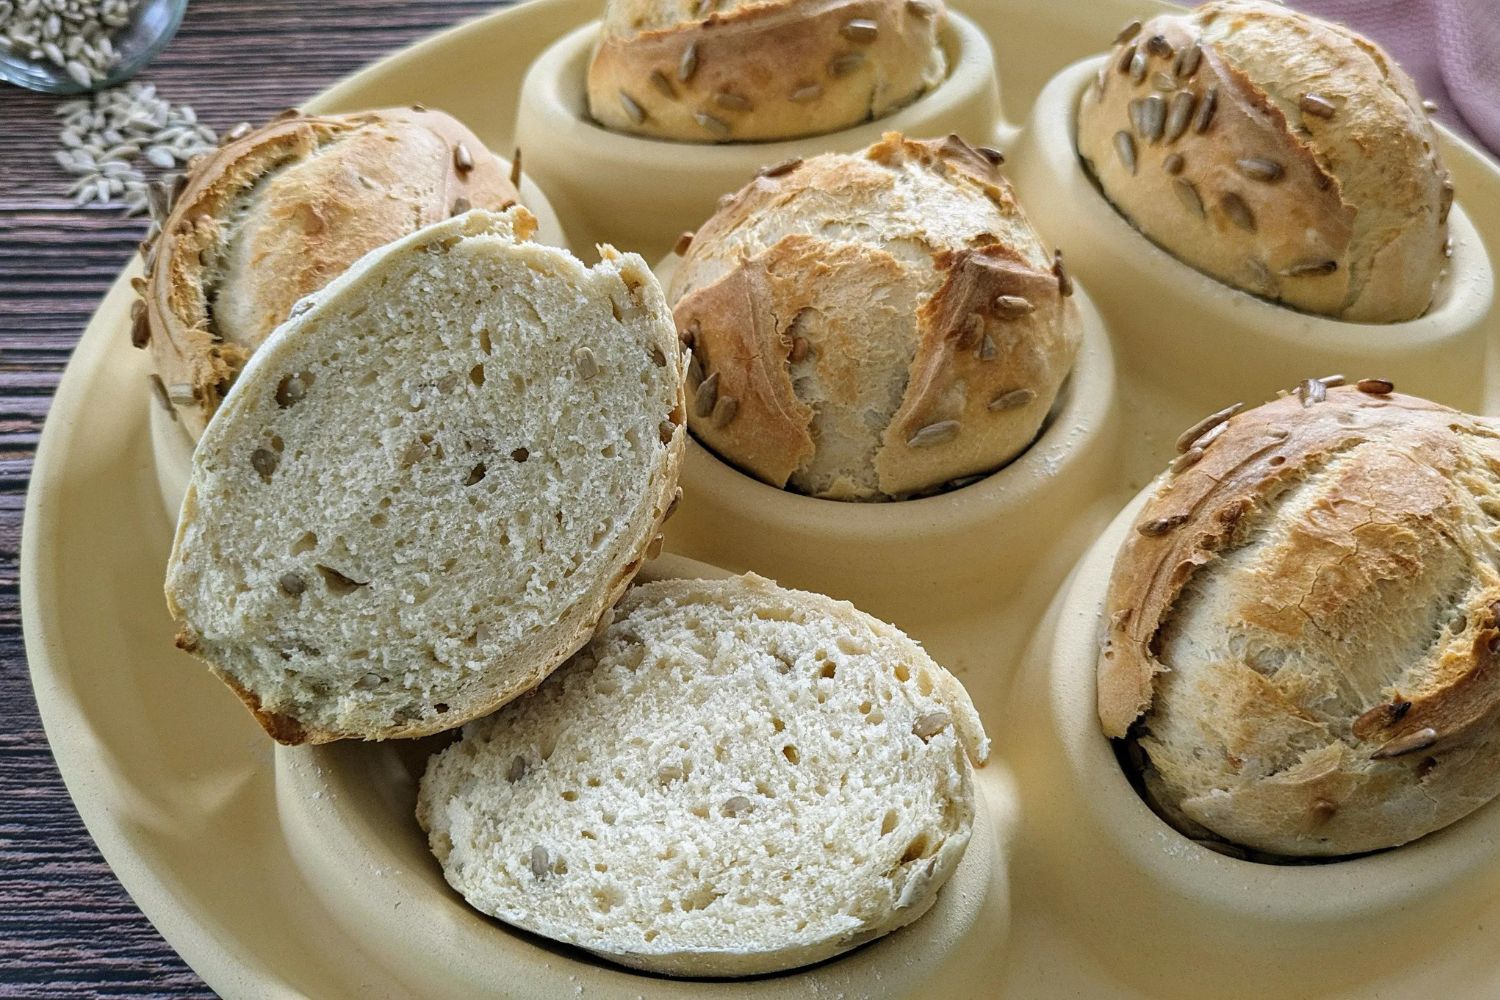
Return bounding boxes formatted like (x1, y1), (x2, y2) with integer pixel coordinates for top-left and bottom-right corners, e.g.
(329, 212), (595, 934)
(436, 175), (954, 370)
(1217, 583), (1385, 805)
(1007, 57), (1497, 417)
(271, 554), (1018, 999)
(1005, 490), (1500, 1000)
(513, 11), (1002, 259)
(655, 251), (1121, 683)
(147, 166), (568, 520)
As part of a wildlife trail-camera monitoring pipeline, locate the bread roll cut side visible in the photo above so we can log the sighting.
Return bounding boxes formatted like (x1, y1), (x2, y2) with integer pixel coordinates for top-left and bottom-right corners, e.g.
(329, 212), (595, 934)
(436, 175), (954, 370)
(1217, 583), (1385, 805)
(166, 208), (686, 743)
(418, 574), (988, 976)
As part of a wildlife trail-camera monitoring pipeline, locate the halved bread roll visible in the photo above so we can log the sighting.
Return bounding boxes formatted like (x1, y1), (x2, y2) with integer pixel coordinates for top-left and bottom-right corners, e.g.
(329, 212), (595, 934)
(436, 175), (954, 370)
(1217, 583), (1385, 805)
(418, 573), (989, 977)
(166, 208), (687, 744)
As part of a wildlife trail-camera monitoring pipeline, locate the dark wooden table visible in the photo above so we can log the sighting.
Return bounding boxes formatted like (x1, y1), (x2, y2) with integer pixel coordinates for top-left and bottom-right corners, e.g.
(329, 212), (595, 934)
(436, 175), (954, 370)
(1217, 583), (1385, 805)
(0, 3), (506, 995)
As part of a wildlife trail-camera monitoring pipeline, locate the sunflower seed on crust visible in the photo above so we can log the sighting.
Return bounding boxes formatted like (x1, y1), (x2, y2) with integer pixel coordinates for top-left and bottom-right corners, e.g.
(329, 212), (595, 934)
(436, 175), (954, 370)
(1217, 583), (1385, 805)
(1220, 192), (1255, 231)
(1175, 42), (1201, 79)
(1138, 513), (1189, 536)
(1165, 90), (1195, 141)
(711, 395), (738, 428)
(1174, 178), (1204, 218)
(1356, 377), (1394, 395)
(1114, 130), (1137, 174)
(674, 231), (694, 255)
(829, 52), (865, 76)
(993, 294), (1033, 318)
(1175, 402), (1242, 453)
(1281, 258), (1338, 277)
(694, 372), (719, 417)
(841, 18), (878, 42)
(1172, 447), (1204, 473)
(1300, 92), (1336, 119)
(1297, 377), (1327, 406)
(694, 111), (730, 137)
(908, 420), (960, 448)
(1145, 34), (1173, 57)
(988, 387), (1036, 411)
(678, 41), (699, 81)
(1371, 727), (1438, 760)
(1193, 86), (1217, 132)
(619, 91), (647, 125)
(1052, 250), (1073, 296)
(790, 83), (823, 103)
(1236, 157), (1283, 182)
(1115, 19), (1142, 44)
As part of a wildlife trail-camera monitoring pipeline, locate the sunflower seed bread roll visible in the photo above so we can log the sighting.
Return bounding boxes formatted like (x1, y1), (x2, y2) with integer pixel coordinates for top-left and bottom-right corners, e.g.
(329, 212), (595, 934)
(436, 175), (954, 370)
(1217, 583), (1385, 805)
(134, 107), (522, 438)
(668, 132), (1082, 501)
(586, 0), (947, 143)
(418, 573), (988, 976)
(166, 208), (687, 744)
(1098, 383), (1500, 856)
(1077, 1), (1452, 323)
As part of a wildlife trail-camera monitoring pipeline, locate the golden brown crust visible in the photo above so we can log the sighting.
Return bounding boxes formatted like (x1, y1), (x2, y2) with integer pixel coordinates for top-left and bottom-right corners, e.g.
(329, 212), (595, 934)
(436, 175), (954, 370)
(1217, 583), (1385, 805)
(1098, 385), (1500, 855)
(1077, 0), (1449, 322)
(135, 108), (520, 439)
(670, 132), (1080, 500)
(587, 0), (945, 143)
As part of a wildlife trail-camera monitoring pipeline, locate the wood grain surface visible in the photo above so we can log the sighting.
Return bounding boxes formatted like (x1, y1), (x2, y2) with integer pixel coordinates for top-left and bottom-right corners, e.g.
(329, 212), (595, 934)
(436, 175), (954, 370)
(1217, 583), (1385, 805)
(0, 3), (508, 996)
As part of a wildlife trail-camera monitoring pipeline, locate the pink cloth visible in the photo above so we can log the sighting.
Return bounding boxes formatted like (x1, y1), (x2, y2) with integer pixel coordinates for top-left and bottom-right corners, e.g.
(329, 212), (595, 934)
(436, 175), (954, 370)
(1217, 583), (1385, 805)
(1289, 0), (1500, 159)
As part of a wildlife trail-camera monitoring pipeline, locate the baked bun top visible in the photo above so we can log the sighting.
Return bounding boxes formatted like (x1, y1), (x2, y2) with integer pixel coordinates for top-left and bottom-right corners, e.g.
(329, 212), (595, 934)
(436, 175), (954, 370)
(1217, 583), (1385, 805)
(669, 132), (1082, 501)
(587, 0), (947, 143)
(1077, 0), (1451, 323)
(1099, 382), (1500, 855)
(135, 107), (520, 437)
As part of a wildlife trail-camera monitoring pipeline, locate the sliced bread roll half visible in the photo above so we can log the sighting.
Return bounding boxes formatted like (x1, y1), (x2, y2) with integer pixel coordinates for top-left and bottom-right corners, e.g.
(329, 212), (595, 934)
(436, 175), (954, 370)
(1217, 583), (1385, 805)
(166, 208), (687, 744)
(417, 573), (989, 977)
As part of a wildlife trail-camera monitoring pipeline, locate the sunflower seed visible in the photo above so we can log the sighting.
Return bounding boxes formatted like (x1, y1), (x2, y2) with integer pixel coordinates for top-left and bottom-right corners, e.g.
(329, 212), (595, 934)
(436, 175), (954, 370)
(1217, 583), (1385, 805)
(1193, 86), (1218, 132)
(225, 121), (253, 143)
(450, 196), (470, 216)
(658, 420), (676, 444)
(992, 294), (1033, 318)
(711, 394), (738, 428)
(678, 41), (698, 81)
(650, 69), (674, 98)
(1145, 34), (1173, 57)
(912, 711), (950, 740)
(789, 83), (823, 103)
(988, 387), (1035, 411)
(906, 0), (935, 15)
(646, 533), (664, 559)
(1220, 192), (1255, 231)
(1175, 402), (1242, 452)
(1300, 92), (1336, 119)
(1053, 249), (1073, 296)
(978, 334), (997, 361)
(722, 795), (754, 816)
(976, 145), (1004, 165)
(1113, 130), (1137, 174)
(1138, 513), (1189, 536)
(507, 756), (527, 782)
(694, 111), (730, 137)
(1163, 152), (1185, 174)
(452, 142), (474, 173)
(908, 420), (960, 447)
(1128, 48), (1147, 82)
(789, 336), (810, 362)
(573, 346), (600, 380)
(1138, 95), (1166, 142)
(1174, 177), (1204, 217)
(1116, 43), (1137, 75)
(129, 301), (149, 348)
(275, 373), (308, 407)
(694, 372), (719, 417)
(829, 51), (865, 76)
(146, 374), (174, 417)
(279, 573), (306, 596)
(758, 157), (802, 178)
(1280, 258), (1337, 277)
(1317, 374), (1345, 387)
(713, 90), (752, 113)
(665, 486), (684, 520)
(1440, 181), (1454, 223)
(1422, 99), (1438, 113)
(1297, 378), (1327, 406)
(1236, 157), (1283, 182)
(530, 845), (550, 878)
(842, 17), (878, 42)
(1165, 90), (1195, 141)
(1114, 19), (1142, 44)
(618, 91), (646, 125)
(1172, 447), (1204, 473)
(674, 231), (693, 255)
(1371, 727), (1438, 760)
(1175, 42), (1201, 79)
(1356, 377), (1394, 395)
(1310, 798), (1337, 823)
(250, 448), (279, 478)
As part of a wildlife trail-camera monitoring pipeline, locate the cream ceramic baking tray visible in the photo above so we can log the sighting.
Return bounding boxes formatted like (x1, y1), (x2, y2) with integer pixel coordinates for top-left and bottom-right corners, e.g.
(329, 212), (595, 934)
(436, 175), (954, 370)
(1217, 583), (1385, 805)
(22, 0), (1500, 996)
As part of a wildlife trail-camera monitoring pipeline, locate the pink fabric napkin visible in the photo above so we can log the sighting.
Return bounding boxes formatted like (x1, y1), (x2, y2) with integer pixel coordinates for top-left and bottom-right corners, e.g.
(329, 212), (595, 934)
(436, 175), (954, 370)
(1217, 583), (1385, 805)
(1288, 0), (1500, 159)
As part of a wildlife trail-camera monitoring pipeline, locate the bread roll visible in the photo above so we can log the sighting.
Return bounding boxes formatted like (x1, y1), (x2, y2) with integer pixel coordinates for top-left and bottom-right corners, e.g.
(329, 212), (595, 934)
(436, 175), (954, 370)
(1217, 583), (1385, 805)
(587, 0), (946, 143)
(166, 208), (686, 744)
(418, 573), (988, 976)
(668, 132), (1081, 501)
(134, 107), (521, 438)
(1076, 1), (1451, 323)
(1098, 382), (1500, 856)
